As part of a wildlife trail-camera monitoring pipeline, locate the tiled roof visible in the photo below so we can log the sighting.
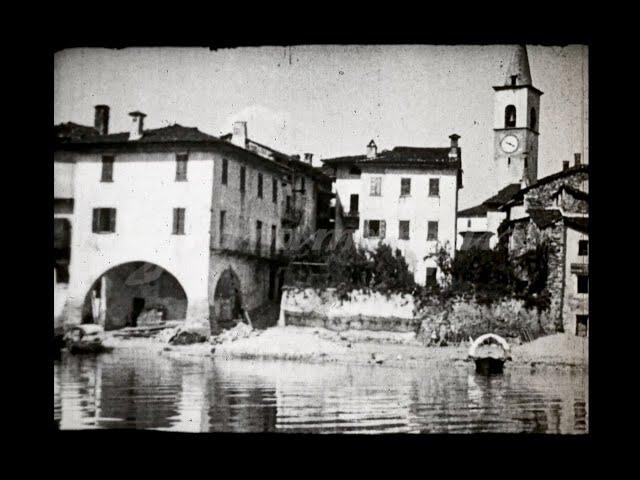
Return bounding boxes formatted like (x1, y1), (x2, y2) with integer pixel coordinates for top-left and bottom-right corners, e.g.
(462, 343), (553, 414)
(528, 208), (563, 229)
(54, 122), (98, 141)
(458, 183), (521, 218)
(323, 146), (459, 170)
(564, 216), (588, 233)
(65, 124), (221, 144)
(552, 184), (588, 201)
(502, 165), (589, 208)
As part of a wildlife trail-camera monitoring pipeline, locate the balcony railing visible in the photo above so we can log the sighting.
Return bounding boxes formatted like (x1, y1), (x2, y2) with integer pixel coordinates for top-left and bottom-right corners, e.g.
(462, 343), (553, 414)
(339, 206), (360, 229)
(214, 233), (287, 261)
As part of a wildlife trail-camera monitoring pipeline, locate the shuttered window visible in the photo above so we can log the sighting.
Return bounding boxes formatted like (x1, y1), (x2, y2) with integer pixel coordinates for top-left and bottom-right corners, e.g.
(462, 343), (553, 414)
(429, 178), (440, 197)
(173, 208), (185, 235)
(363, 220), (385, 238)
(400, 178), (411, 196)
(370, 177), (382, 196)
(240, 166), (246, 192)
(92, 208), (116, 233)
(101, 156), (114, 182)
(427, 221), (438, 241)
(175, 154), (188, 181)
(258, 173), (263, 198)
(221, 158), (228, 185)
(272, 177), (278, 203)
(399, 220), (410, 240)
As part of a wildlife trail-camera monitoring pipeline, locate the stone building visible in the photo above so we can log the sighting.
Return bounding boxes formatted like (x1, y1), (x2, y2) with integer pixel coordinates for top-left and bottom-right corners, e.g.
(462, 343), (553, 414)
(498, 163), (589, 335)
(457, 45), (543, 250)
(322, 135), (462, 286)
(55, 106), (331, 333)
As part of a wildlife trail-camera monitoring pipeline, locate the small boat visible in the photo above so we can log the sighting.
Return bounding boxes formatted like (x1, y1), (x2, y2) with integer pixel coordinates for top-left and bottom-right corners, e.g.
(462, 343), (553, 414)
(64, 324), (113, 354)
(468, 333), (512, 374)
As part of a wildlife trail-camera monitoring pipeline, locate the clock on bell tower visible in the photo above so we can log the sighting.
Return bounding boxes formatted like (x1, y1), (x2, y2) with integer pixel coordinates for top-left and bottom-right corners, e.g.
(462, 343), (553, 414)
(493, 45), (543, 188)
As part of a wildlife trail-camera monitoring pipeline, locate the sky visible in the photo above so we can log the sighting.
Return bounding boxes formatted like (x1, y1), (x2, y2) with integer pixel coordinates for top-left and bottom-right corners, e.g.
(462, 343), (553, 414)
(54, 45), (588, 209)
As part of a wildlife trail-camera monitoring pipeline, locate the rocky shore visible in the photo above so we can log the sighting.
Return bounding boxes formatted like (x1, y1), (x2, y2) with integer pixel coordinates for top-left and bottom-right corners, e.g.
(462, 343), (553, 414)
(101, 324), (588, 369)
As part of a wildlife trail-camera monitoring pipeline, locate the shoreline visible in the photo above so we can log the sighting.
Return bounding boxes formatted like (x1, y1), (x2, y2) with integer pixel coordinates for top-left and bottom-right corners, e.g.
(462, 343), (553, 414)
(99, 325), (588, 370)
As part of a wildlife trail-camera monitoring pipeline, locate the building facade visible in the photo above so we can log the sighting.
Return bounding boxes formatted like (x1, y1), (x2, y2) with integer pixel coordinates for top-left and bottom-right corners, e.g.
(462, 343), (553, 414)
(56, 107), (330, 333)
(498, 164), (589, 336)
(323, 135), (462, 286)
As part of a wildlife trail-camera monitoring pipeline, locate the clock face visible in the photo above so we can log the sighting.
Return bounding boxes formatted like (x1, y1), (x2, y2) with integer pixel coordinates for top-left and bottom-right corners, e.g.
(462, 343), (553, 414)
(501, 135), (519, 153)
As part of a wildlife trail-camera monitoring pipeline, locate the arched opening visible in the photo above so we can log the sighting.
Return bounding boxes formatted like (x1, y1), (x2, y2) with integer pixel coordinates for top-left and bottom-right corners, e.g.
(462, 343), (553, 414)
(213, 268), (243, 330)
(81, 261), (187, 330)
(530, 107), (537, 130)
(505, 105), (516, 128)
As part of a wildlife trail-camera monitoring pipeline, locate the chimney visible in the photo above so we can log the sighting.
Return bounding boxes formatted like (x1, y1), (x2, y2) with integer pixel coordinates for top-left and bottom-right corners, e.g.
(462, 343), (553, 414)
(574, 153), (582, 166)
(94, 105), (110, 135)
(128, 111), (146, 141)
(303, 153), (313, 165)
(563, 161), (570, 171)
(232, 121), (247, 148)
(291, 154), (300, 162)
(448, 133), (461, 159)
(367, 140), (377, 159)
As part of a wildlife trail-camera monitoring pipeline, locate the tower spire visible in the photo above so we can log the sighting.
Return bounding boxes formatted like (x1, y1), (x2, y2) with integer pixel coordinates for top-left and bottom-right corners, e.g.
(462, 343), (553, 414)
(504, 44), (532, 87)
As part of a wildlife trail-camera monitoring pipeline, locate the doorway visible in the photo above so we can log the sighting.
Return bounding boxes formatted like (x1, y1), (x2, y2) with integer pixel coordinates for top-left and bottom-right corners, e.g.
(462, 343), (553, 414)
(131, 297), (145, 327)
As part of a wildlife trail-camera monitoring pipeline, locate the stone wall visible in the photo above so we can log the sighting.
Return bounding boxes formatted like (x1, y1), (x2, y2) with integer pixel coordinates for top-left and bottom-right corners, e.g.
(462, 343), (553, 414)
(524, 170), (588, 212)
(279, 287), (555, 340)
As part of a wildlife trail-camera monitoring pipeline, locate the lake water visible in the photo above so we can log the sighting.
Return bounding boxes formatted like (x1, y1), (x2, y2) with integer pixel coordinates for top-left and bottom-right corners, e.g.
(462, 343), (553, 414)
(53, 348), (588, 433)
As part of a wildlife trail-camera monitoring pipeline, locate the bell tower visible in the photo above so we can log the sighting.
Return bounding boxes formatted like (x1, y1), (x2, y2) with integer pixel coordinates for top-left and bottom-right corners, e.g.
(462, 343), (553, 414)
(493, 45), (543, 187)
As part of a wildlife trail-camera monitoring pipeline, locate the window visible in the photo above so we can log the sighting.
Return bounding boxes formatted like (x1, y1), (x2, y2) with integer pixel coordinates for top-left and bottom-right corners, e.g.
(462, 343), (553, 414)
(272, 177), (278, 203)
(175, 154), (188, 181)
(349, 194), (359, 214)
(271, 225), (277, 254)
(349, 165), (361, 176)
(370, 177), (382, 196)
(219, 210), (226, 246)
(576, 315), (588, 337)
(510, 75), (517, 86)
(363, 220), (385, 238)
(101, 156), (114, 182)
(429, 178), (440, 197)
(467, 219), (472, 228)
(524, 158), (528, 168)
(505, 105), (516, 128)
(92, 208), (116, 233)
(426, 267), (437, 286)
(221, 158), (228, 185)
(257, 173), (263, 198)
(301, 177), (305, 193)
(427, 221), (438, 241)
(577, 274), (589, 294)
(172, 208), (185, 235)
(256, 220), (262, 253)
(400, 178), (411, 196)
(578, 240), (588, 256)
(286, 195), (291, 213)
(240, 166), (246, 192)
(399, 220), (410, 240)
(530, 107), (537, 130)
(283, 232), (291, 247)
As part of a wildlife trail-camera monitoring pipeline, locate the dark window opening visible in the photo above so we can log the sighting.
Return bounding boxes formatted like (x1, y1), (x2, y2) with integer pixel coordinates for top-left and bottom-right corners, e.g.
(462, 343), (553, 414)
(576, 315), (588, 337)
(508, 157), (511, 165)
(577, 274), (589, 294)
(505, 105), (516, 128)
(300, 177), (306, 194)
(401, 178), (411, 196)
(272, 177), (278, 203)
(172, 208), (185, 235)
(219, 210), (226, 246)
(349, 194), (359, 214)
(349, 165), (361, 176)
(101, 156), (114, 182)
(92, 208), (116, 233)
(426, 268), (437, 286)
(530, 107), (537, 130)
(399, 220), (410, 240)
(255, 220), (262, 254)
(175, 154), (188, 181)
(578, 240), (588, 256)
(364, 219), (385, 238)
(427, 221), (438, 241)
(258, 173), (263, 198)
(221, 158), (228, 185)
(467, 219), (471, 228)
(524, 158), (528, 168)
(240, 166), (246, 192)
(271, 225), (277, 255)
(429, 178), (440, 197)
(510, 75), (517, 86)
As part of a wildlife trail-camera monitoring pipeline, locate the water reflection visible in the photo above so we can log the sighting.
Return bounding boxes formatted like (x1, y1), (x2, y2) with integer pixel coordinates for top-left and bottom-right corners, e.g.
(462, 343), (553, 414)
(54, 349), (588, 433)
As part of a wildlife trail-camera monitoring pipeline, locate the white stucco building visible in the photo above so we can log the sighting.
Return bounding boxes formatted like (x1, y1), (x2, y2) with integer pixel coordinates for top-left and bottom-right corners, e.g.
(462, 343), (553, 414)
(322, 135), (462, 286)
(55, 107), (331, 333)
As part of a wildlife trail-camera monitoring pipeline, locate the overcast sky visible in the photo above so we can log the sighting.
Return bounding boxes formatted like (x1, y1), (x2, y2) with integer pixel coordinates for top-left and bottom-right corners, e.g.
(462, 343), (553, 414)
(54, 45), (588, 208)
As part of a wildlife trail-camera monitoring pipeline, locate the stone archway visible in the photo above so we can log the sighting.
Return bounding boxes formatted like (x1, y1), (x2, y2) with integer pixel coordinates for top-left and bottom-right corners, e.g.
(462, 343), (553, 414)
(81, 261), (188, 330)
(213, 268), (243, 331)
